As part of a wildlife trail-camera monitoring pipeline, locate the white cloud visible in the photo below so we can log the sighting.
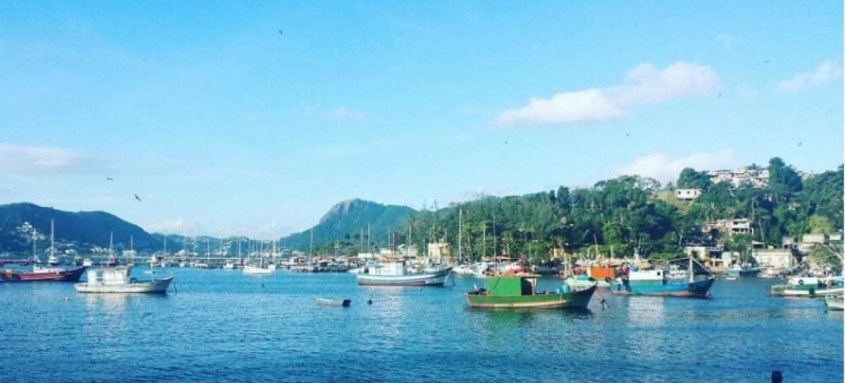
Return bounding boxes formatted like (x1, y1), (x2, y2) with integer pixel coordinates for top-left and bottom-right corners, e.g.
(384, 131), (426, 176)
(616, 150), (738, 184)
(147, 218), (202, 235)
(777, 59), (841, 92)
(305, 107), (371, 122)
(0, 142), (88, 174)
(496, 61), (719, 126)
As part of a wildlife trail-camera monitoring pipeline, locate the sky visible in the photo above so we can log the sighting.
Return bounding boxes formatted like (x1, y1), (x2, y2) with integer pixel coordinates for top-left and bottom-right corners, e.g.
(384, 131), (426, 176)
(0, 1), (842, 239)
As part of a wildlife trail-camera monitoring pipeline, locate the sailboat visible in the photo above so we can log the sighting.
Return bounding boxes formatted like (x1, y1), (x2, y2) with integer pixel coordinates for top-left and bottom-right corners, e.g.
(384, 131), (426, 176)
(105, 232), (118, 267)
(0, 219), (87, 282)
(243, 240), (276, 275)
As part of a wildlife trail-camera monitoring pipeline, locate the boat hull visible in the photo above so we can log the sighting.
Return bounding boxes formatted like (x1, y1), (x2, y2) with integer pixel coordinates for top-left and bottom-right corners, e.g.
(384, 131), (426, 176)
(357, 268), (452, 286)
(467, 285), (596, 309)
(0, 266), (87, 282)
(316, 298), (351, 307)
(612, 277), (714, 298)
(74, 276), (174, 294)
(825, 295), (844, 311)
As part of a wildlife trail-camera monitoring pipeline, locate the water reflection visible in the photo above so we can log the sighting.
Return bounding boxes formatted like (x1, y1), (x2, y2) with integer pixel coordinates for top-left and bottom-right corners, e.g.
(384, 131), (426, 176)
(626, 296), (666, 327)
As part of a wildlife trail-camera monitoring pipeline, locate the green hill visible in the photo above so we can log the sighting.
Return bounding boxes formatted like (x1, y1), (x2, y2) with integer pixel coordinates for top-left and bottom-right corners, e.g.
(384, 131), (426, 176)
(280, 199), (417, 252)
(0, 202), (157, 253)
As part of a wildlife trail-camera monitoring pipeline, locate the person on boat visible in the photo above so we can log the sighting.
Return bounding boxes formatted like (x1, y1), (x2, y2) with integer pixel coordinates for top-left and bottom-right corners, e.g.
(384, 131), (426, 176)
(621, 263), (631, 292)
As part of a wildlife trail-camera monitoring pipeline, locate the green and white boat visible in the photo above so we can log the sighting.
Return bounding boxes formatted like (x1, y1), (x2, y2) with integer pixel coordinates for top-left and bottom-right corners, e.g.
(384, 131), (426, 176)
(770, 276), (843, 298)
(466, 273), (596, 309)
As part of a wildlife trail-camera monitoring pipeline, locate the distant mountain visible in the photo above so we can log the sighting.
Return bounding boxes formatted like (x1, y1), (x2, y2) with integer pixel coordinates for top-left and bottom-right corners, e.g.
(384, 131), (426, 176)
(0, 202), (157, 254)
(280, 199), (417, 252)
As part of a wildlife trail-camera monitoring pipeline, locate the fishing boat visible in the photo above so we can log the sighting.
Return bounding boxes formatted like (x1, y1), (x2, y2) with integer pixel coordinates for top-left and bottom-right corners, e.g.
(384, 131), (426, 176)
(316, 297), (351, 307)
(356, 261), (452, 286)
(0, 219), (87, 282)
(467, 273), (596, 309)
(825, 294), (843, 311)
(610, 256), (715, 298)
(74, 264), (174, 294)
(769, 276), (844, 298)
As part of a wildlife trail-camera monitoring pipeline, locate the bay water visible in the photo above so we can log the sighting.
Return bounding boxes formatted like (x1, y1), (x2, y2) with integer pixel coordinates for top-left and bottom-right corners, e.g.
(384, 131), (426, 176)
(0, 269), (841, 382)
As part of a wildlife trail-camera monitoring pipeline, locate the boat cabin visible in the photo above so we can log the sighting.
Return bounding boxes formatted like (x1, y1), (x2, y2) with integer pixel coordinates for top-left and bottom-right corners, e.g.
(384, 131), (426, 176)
(483, 274), (540, 297)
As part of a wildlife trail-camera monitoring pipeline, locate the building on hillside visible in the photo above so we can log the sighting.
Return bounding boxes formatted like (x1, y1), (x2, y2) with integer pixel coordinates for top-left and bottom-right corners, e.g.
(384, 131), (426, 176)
(675, 188), (702, 201)
(753, 247), (799, 269)
(707, 166), (769, 188)
(702, 218), (753, 237)
(683, 244), (730, 271)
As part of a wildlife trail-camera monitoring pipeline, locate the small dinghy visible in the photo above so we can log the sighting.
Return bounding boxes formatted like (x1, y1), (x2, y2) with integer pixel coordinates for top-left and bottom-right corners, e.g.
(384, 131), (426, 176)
(316, 297), (351, 307)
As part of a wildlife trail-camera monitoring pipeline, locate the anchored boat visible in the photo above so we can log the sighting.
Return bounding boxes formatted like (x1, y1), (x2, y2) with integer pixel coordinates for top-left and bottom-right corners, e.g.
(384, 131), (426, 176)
(0, 219), (87, 282)
(770, 276), (843, 298)
(467, 273), (596, 309)
(610, 256), (715, 298)
(356, 261), (452, 286)
(75, 264), (174, 294)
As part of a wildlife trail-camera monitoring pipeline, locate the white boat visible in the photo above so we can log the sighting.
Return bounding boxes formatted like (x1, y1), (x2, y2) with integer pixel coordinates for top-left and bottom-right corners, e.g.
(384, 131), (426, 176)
(825, 294), (843, 311)
(316, 297), (351, 307)
(243, 263), (276, 275)
(222, 261), (236, 270)
(770, 276), (844, 297)
(356, 261), (452, 286)
(74, 264), (174, 294)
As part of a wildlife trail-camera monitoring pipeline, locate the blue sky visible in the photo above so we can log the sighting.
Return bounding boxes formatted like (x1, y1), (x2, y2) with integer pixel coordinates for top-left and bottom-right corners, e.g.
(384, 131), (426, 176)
(1, 1), (841, 238)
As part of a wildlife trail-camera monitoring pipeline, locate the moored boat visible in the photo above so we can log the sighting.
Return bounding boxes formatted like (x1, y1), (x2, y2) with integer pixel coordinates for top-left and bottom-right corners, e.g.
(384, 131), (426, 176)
(316, 297), (351, 307)
(825, 294), (843, 311)
(74, 265), (174, 294)
(1, 265), (87, 282)
(356, 261), (451, 286)
(0, 219), (87, 282)
(611, 257), (715, 298)
(769, 276), (844, 298)
(467, 273), (596, 309)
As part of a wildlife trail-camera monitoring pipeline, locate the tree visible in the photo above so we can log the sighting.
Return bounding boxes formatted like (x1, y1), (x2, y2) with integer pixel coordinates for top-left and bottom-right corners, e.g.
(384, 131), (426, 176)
(767, 157), (802, 202)
(677, 167), (712, 190)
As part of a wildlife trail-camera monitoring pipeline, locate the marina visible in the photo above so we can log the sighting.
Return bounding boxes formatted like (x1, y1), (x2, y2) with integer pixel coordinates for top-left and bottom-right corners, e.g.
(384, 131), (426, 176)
(0, 268), (840, 382)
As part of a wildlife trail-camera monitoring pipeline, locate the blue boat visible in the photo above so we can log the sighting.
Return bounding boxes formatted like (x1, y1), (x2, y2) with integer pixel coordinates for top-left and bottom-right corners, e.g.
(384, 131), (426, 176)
(611, 257), (715, 298)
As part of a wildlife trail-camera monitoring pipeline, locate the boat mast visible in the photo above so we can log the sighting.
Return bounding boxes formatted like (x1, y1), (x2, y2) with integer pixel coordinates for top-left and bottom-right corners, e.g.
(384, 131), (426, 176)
(458, 209), (462, 265)
(309, 228), (314, 265)
(50, 219), (55, 261)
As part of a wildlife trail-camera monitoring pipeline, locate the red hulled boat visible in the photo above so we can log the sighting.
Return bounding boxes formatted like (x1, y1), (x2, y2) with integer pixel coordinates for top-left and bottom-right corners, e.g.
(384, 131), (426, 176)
(1, 265), (87, 282)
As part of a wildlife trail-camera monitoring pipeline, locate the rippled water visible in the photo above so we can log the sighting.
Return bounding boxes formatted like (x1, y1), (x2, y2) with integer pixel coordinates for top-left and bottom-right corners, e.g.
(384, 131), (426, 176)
(0, 269), (840, 382)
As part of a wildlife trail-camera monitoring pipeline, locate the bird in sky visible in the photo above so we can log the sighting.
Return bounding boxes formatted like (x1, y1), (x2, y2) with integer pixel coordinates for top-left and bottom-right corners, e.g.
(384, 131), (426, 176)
(798, 142), (802, 147)
(134, 194), (142, 202)
(625, 133), (630, 137)
(278, 30), (283, 35)
(106, 177), (113, 181)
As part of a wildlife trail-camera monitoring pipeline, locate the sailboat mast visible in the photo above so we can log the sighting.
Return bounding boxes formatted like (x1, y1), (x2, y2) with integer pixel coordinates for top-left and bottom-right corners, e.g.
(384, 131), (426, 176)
(309, 228), (314, 265)
(458, 209), (462, 264)
(50, 219), (55, 259)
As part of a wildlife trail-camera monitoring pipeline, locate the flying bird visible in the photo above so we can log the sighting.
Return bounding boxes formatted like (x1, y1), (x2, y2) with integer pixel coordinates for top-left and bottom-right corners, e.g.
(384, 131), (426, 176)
(798, 142), (802, 147)
(278, 30), (283, 35)
(106, 177), (113, 181)
(134, 194), (142, 202)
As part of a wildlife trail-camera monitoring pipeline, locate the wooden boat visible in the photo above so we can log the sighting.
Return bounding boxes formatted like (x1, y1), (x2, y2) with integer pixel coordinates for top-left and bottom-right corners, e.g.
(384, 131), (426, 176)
(770, 276), (844, 297)
(466, 273), (596, 309)
(316, 298), (351, 307)
(610, 257), (714, 298)
(74, 265), (174, 294)
(356, 261), (452, 286)
(825, 294), (843, 311)
(0, 219), (87, 282)
(1, 265), (87, 282)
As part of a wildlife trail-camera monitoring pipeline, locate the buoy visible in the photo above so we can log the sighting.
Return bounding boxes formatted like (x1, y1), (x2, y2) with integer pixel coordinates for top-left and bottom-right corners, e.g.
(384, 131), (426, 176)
(367, 299), (373, 305)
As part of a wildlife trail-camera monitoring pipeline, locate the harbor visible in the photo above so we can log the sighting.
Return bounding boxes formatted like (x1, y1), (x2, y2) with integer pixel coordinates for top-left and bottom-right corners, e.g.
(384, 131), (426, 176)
(0, 268), (841, 382)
